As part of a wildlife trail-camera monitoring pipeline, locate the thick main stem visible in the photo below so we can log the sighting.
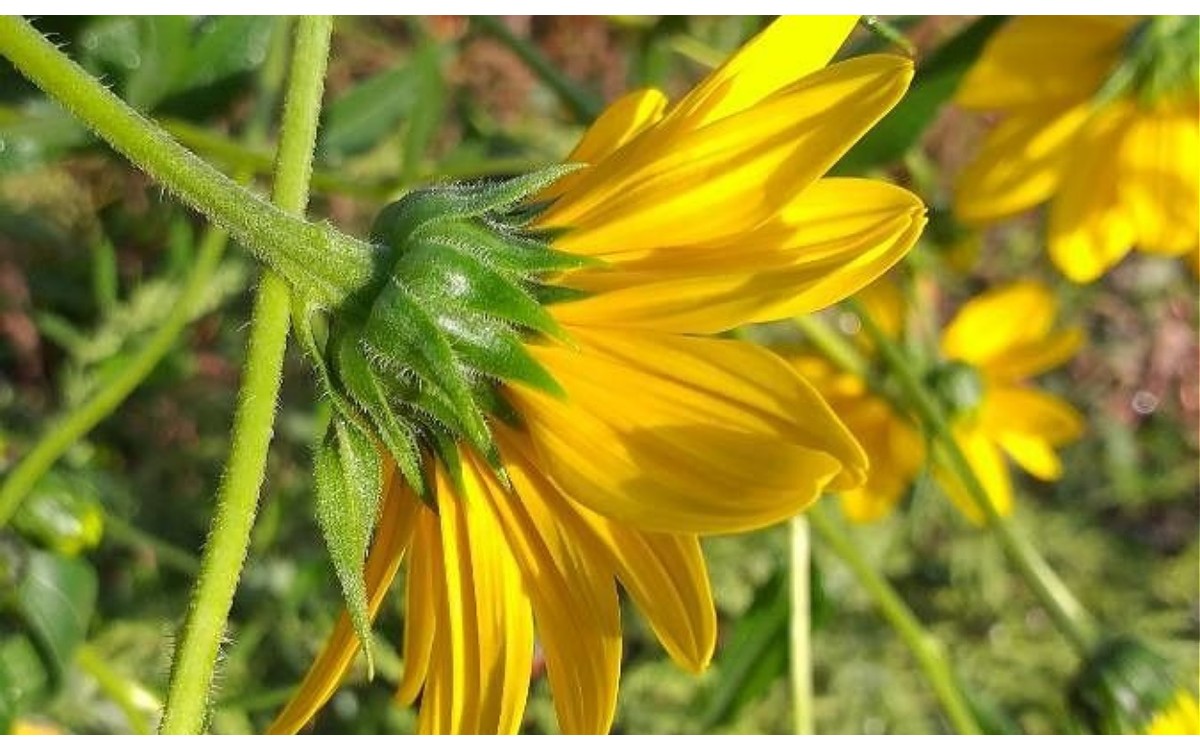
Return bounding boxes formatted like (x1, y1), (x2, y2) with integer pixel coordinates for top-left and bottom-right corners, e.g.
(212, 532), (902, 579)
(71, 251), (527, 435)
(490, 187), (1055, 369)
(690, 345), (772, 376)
(848, 298), (1101, 657)
(158, 17), (333, 734)
(0, 16), (374, 309)
(807, 503), (981, 734)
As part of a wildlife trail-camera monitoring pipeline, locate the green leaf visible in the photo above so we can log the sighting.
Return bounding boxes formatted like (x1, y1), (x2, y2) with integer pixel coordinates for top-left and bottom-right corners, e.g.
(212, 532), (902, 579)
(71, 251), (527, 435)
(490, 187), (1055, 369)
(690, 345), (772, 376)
(401, 40), (448, 181)
(0, 634), (51, 726)
(320, 64), (418, 161)
(124, 16), (191, 110)
(14, 550), (98, 682)
(12, 471), (105, 557)
(178, 17), (274, 93)
(313, 415), (383, 677)
(696, 568), (790, 730)
(834, 16), (1006, 174)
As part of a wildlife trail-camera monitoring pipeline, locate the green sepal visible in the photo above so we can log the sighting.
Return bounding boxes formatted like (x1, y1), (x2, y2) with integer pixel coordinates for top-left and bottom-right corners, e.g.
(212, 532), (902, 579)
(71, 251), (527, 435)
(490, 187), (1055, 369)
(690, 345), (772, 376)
(360, 277), (493, 462)
(440, 311), (564, 398)
(334, 337), (427, 498)
(531, 282), (593, 306)
(397, 239), (564, 340)
(442, 221), (598, 277)
(370, 165), (581, 251)
(313, 413), (383, 678)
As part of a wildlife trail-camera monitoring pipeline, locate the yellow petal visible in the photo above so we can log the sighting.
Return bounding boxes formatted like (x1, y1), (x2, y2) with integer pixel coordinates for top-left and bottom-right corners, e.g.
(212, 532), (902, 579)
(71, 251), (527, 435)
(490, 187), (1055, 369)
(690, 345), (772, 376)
(483, 434), (623, 734)
(940, 281), (1073, 375)
(269, 468), (421, 734)
(508, 329), (864, 535)
(795, 355), (924, 523)
(981, 386), (1084, 480)
(667, 15), (859, 130)
(1048, 104), (1138, 283)
(395, 508), (438, 706)
(984, 328), (1084, 382)
(935, 424), (1013, 524)
(541, 88), (669, 200)
(541, 54), (914, 254)
(552, 179), (924, 334)
(419, 460), (534, 734)
(569, 500), (715, 672)
(956, 16), (1134, 111)
(1119, 100), (1200, 256)
(954, 104), (1089, 224)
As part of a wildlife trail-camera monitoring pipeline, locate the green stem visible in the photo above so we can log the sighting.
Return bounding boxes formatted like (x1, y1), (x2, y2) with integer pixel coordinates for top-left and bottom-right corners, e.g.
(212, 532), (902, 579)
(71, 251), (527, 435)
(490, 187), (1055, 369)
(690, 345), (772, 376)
(807, 503), (982, 734)
(76, 643), (162, 735)
(789, 516), (814, 735)
(471, 15), (603, 122)
(793, 314), (869, 378)
(0, 16), (374, 309)
(0, 229), (224, 529)
(158, 17), (333, 734)
(848, 298), (1102, 657)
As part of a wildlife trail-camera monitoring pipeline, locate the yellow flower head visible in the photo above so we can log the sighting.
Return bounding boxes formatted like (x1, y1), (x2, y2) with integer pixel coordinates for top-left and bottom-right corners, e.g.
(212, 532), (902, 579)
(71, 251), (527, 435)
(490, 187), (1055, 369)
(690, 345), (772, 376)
(796, 280), (1082, 524)
(937, 281), (1085, 521)
(954, 16), (1200, 283)
(272, 16), (924, 734)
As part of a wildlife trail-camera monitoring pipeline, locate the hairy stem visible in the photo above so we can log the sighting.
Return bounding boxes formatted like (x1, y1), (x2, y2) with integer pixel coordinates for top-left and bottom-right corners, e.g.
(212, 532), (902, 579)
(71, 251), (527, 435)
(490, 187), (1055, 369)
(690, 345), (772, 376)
(0, 16), (374, 308)
(158, 17), (332, 734)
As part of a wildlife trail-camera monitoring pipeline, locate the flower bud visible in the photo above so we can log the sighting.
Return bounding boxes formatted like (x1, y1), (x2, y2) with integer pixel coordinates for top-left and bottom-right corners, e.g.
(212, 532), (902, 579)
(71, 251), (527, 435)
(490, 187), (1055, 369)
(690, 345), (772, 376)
(927, 359), (986, 419)
(1069, 635), (1189, 734)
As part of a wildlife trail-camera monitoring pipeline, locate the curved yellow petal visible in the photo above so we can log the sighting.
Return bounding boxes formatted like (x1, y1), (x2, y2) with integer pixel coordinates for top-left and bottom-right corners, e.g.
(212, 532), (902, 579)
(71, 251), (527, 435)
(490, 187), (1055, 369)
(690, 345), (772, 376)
(794, 355), (924, 523)
(484, 434), (623, 734)
(418, 460), (534, 735)
(1119, 100), (1200, 256)
(956, 16), (1134, 111)
(395, 508), (438, 706)
(552, 179), (924, 334)
(1048, 105), (1138, 283)
(668, 15), (859, 130)
(954, 104), (1089, 224)
(269, 468), (421, 734)
(935, 424), (1013, 524)
(940, 281), (1072, 375)
(508, 329), (864, 535)
(560, 492), (716, 672)
(541, 88), (669, 200)
(981, 386), (1084, 481)
(541, 54), (914, 255)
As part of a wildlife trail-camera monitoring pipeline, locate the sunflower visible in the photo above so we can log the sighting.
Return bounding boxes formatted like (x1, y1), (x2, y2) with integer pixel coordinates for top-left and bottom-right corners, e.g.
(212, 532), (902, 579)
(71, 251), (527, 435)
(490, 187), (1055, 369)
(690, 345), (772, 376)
(271, 16), (924, 734)
(953, 16), (1199, 283)
(795, 280), (1082, 524)
(935, 281), (1085, 522)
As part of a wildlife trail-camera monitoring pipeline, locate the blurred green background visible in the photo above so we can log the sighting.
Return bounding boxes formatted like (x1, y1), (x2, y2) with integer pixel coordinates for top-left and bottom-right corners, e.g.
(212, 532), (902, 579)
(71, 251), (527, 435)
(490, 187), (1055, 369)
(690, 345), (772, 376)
(0, 16), (1196, 734)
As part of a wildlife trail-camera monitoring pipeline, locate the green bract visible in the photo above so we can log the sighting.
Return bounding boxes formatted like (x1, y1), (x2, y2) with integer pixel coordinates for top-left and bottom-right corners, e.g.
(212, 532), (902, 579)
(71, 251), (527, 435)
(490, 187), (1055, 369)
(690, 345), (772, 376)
(302, 165), (591, 659)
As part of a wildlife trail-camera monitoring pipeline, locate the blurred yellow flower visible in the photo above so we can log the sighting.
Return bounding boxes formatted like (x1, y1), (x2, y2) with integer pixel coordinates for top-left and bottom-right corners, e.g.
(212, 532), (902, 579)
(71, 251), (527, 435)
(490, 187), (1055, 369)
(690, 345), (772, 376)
(792, 355), (925, 522)
(954, 16), (1199, 283)
(271, 16), (925, 734)
(937, 281), (1085, 521)
(796, 280), (1082, 524)
(1145, 691), (1200, 735)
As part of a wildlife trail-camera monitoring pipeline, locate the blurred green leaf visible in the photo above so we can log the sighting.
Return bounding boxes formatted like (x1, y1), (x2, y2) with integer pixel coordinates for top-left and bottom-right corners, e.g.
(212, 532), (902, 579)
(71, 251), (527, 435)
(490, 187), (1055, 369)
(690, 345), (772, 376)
(834, 16), (1005, 174)
(176, 17), (274, 94)
(0, 102), (90, 174)
(14, 550), (98, 683)
(401, 40), (448, 181)
(320, 63), (419, 161)
(0, 634), (51, 727)
(697, 567), (789, 729)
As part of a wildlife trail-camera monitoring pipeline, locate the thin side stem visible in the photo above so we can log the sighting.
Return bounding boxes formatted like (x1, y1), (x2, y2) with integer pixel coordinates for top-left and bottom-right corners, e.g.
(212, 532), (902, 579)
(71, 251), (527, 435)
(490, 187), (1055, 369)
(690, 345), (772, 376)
(76, 644), (162, 735)
(789, 516), (815, 735)
(848, 298), (1101, 657)
(0, 16), (374, 308)
(808, 503), (982, 734)
(0, 230), (225, 528)
(158, 17), (333, 734)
